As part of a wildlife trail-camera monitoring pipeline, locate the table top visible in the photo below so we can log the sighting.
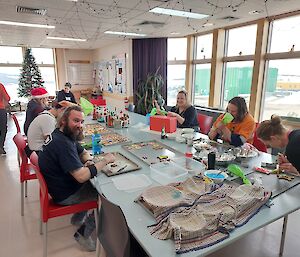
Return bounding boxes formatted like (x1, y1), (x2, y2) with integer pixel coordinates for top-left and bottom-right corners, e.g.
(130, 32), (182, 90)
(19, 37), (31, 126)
(91, 112), (300, 257)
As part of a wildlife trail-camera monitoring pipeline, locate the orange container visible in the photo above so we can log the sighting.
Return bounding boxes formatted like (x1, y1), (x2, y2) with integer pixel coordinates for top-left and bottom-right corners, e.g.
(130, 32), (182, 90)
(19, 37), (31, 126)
(150, 115), (177, 133)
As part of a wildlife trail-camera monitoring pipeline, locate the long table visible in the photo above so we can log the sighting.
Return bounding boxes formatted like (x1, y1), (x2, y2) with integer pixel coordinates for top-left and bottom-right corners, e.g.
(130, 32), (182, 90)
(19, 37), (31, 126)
(91, 112), (299, 257)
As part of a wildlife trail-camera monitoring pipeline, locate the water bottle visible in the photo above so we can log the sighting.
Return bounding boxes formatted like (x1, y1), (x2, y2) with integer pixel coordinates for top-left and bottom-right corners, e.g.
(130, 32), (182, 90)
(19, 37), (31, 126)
(92, 131), (102, 155)
(208, 152), (216, 170)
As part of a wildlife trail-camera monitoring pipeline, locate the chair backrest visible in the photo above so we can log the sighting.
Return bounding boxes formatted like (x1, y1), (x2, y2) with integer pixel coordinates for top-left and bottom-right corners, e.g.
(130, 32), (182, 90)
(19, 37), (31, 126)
(11, 114), (21, 133)
(13, 133), (29, 170)
(252, 122), (267, 153)
(30, 152), (50, 222)
(197, 113), (213, 135)
(98, 193), (130, 257)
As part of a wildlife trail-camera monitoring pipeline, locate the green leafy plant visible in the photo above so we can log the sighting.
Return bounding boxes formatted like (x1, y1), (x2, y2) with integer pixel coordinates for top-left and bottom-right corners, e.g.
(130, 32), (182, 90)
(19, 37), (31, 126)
(136, 67), (165, 115)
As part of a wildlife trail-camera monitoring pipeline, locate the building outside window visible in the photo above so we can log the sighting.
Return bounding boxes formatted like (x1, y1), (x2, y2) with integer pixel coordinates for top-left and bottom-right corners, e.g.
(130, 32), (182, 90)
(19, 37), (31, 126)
(261, 15), (300, 120)
(221, 24), (257, 109)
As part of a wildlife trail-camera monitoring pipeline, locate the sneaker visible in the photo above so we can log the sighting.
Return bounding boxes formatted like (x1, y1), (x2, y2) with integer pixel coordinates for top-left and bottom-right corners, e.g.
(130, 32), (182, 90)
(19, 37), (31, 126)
(71, 211), (87, 226)
(74, 232), (96, 252)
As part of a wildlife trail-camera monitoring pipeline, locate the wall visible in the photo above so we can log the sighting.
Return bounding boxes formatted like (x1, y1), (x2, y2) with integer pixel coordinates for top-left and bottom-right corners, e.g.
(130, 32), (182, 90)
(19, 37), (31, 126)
(55, 48), (94, 91)
(92, 40), (133, 109)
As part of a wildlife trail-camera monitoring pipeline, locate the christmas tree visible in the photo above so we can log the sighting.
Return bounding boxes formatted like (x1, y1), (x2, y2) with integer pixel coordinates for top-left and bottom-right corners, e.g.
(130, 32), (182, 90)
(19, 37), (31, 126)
(18, 48), (44, 98)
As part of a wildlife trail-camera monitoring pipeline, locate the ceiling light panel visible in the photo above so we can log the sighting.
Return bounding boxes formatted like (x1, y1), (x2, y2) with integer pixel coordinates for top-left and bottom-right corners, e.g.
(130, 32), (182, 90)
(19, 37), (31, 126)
(149, 7), (209, 20)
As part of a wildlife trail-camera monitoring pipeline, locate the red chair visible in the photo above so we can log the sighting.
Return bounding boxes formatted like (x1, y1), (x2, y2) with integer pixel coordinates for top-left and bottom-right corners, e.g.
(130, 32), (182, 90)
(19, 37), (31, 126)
(11, 113), (21, 133)
(252, 123), (267, 153)
(13, 132), (37, 216)
(30, 152), (99, 257)
(11, 114), (27, 166)
(197, 113), (213, 135)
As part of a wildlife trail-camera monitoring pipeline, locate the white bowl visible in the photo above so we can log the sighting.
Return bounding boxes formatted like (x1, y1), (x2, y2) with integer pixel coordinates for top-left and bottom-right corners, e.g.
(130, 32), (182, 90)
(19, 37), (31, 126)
(181, 133), (194, 140)
(204, 170), (228, 184)
(182, 128), (195, 134)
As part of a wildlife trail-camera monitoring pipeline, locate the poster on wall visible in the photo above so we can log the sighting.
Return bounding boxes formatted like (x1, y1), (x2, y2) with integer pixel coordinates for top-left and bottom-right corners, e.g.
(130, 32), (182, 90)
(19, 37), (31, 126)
(95, 54), (126, 94)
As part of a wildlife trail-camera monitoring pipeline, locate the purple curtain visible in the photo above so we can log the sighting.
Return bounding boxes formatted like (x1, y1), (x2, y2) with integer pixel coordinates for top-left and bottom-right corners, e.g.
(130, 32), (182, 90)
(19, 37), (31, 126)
(132, 38), (167, 106)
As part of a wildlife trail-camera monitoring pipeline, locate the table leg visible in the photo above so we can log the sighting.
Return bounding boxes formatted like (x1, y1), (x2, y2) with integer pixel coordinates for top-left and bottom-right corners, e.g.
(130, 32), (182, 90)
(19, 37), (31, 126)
(279, 215), (288, 257)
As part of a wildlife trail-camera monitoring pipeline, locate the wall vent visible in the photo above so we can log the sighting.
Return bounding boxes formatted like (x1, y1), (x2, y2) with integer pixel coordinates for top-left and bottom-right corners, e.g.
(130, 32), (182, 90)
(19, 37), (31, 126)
(16, 6), (47, 16)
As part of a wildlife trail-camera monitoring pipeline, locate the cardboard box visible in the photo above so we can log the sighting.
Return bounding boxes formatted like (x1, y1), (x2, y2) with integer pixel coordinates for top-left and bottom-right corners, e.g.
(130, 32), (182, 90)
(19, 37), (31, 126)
(150, 115), (177, 133)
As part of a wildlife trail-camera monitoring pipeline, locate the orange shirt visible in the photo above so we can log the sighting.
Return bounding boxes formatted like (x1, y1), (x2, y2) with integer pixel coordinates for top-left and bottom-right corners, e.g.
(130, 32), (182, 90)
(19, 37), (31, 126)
(213, 113), (255, 143)
(0, 83), (10, 109)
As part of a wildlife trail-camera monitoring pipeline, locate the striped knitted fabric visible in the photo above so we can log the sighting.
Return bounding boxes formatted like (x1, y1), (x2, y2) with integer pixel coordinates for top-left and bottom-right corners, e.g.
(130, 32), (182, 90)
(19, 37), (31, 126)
(141, 179), (271, 254)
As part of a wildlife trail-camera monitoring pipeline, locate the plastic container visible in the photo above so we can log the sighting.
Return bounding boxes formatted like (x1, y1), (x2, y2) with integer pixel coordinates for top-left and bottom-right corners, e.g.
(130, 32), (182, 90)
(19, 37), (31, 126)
(150, 161), (188, 185)
(92, 133), (102, 155)
(174, 156), (206, 175)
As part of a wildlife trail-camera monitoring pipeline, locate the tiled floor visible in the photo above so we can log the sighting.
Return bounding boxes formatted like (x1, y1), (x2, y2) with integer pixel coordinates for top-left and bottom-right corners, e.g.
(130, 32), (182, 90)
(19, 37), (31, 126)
(0, 112), (299, 257)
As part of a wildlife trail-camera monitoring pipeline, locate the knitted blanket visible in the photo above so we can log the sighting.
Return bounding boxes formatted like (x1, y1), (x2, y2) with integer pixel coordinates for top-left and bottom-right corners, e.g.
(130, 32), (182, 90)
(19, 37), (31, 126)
(139, 178), (271, 254)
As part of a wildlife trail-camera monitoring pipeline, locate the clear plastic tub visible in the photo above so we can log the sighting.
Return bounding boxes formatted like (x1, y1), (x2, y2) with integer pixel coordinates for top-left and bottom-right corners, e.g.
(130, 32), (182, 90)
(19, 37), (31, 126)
(172, 157), (206, 176)
(150, 161), (188, 185)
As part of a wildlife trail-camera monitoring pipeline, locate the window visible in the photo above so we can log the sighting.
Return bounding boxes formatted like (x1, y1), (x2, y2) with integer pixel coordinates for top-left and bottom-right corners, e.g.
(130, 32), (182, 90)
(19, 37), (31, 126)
(0, 67), (24, 102)
(168, 38), (187, 61)
(32, 48), (54, 64)
(262, 59), (300, 119)
(39, 67), (57, 97)
(0, 47), (57, 103)
(196, 34), (213, 60)
(226, 24), (257, 56)
(167, 38), (187, 105)
(0, 46), (23, 63)
(222, 61), (254, 108)
(270, 15), (300, 53)
(194, 64), (211, 106)
(167, 65), (186, 106)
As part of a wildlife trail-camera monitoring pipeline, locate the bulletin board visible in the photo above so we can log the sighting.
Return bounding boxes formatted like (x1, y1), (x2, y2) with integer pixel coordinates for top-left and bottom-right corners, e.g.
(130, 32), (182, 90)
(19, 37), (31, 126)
(67, 63), (94, 85)
(95, 54), (126, 94)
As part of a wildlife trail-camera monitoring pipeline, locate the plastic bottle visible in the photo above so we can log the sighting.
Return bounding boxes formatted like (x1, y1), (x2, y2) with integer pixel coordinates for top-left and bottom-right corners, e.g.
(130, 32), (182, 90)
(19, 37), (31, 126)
(185, 152), (193, 171)
(161, 126), (166, 139)
(92, 131), (102, 155)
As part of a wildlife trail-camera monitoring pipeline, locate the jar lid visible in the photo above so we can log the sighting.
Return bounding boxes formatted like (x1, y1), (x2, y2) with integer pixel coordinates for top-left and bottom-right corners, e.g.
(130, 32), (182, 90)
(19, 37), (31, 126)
(185, 152), (193, 158)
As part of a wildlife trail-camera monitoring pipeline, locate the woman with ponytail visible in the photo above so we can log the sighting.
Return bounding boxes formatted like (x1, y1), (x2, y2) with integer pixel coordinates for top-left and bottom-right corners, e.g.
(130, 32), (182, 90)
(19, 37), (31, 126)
(257, 116), (300, 175)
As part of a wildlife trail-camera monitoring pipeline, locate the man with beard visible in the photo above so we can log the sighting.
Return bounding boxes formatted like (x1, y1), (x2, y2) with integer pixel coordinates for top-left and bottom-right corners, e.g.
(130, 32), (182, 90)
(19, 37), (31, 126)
(38, 105), (115, 251)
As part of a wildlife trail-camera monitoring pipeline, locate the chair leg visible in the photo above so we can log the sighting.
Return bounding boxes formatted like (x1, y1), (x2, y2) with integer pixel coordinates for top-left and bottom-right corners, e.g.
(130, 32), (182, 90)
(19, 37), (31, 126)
(17, 152), (20, 167)
(43, 222), (47, 257)
(40, 208), (43, 235)
(94, 208), (100, 257)
(25, 181), (28, 197)
(279, 215), (288, 257)
(21, 182), (24, 216)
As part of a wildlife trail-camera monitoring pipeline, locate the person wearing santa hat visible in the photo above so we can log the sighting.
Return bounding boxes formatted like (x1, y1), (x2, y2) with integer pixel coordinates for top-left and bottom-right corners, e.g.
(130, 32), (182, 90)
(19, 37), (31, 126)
(24, 87), (49, 136)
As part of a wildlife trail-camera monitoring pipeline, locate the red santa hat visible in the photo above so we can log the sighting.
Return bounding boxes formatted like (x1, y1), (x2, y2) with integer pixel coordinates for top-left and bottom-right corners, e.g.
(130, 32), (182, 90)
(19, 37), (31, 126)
(31, 87), (49, 99)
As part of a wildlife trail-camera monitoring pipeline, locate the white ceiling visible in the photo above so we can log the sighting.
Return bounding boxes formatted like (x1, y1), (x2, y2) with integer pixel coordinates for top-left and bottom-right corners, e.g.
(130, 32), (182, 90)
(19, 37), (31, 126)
(0, 0), (299, 49)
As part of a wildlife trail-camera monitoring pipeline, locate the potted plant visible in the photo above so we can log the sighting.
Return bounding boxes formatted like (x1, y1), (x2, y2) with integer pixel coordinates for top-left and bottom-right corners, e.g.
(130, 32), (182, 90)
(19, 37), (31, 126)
(136, 67), (165, 115)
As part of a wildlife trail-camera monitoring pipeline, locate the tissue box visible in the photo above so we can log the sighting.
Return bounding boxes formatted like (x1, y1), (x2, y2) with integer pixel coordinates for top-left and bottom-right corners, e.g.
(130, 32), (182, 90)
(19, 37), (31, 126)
(150, 115), (177, 133)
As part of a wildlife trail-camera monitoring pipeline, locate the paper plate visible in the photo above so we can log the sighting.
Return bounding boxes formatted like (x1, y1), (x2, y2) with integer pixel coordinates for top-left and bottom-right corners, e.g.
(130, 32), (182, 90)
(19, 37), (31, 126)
(142, 186), (183, 207)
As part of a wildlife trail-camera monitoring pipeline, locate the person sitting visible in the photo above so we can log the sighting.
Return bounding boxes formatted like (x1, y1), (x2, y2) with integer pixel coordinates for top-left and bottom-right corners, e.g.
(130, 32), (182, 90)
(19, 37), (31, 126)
(155, 90), (199, 130)
(27, 100), (74, 153)
(257, 115), (300, 176)
(24, 87), (49, 135)
(57, 82), (76, 103)
(38, 105), (115, 251)
(208, 96), (255, 147)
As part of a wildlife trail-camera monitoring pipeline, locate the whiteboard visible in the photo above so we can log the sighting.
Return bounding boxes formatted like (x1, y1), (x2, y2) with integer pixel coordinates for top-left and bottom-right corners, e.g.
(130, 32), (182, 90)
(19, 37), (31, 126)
(67, 63), (94, 85)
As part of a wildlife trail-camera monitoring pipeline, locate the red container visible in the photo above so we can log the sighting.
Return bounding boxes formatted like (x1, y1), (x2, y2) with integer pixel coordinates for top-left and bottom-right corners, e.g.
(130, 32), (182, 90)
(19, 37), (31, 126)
(150, 115), (177, 133)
